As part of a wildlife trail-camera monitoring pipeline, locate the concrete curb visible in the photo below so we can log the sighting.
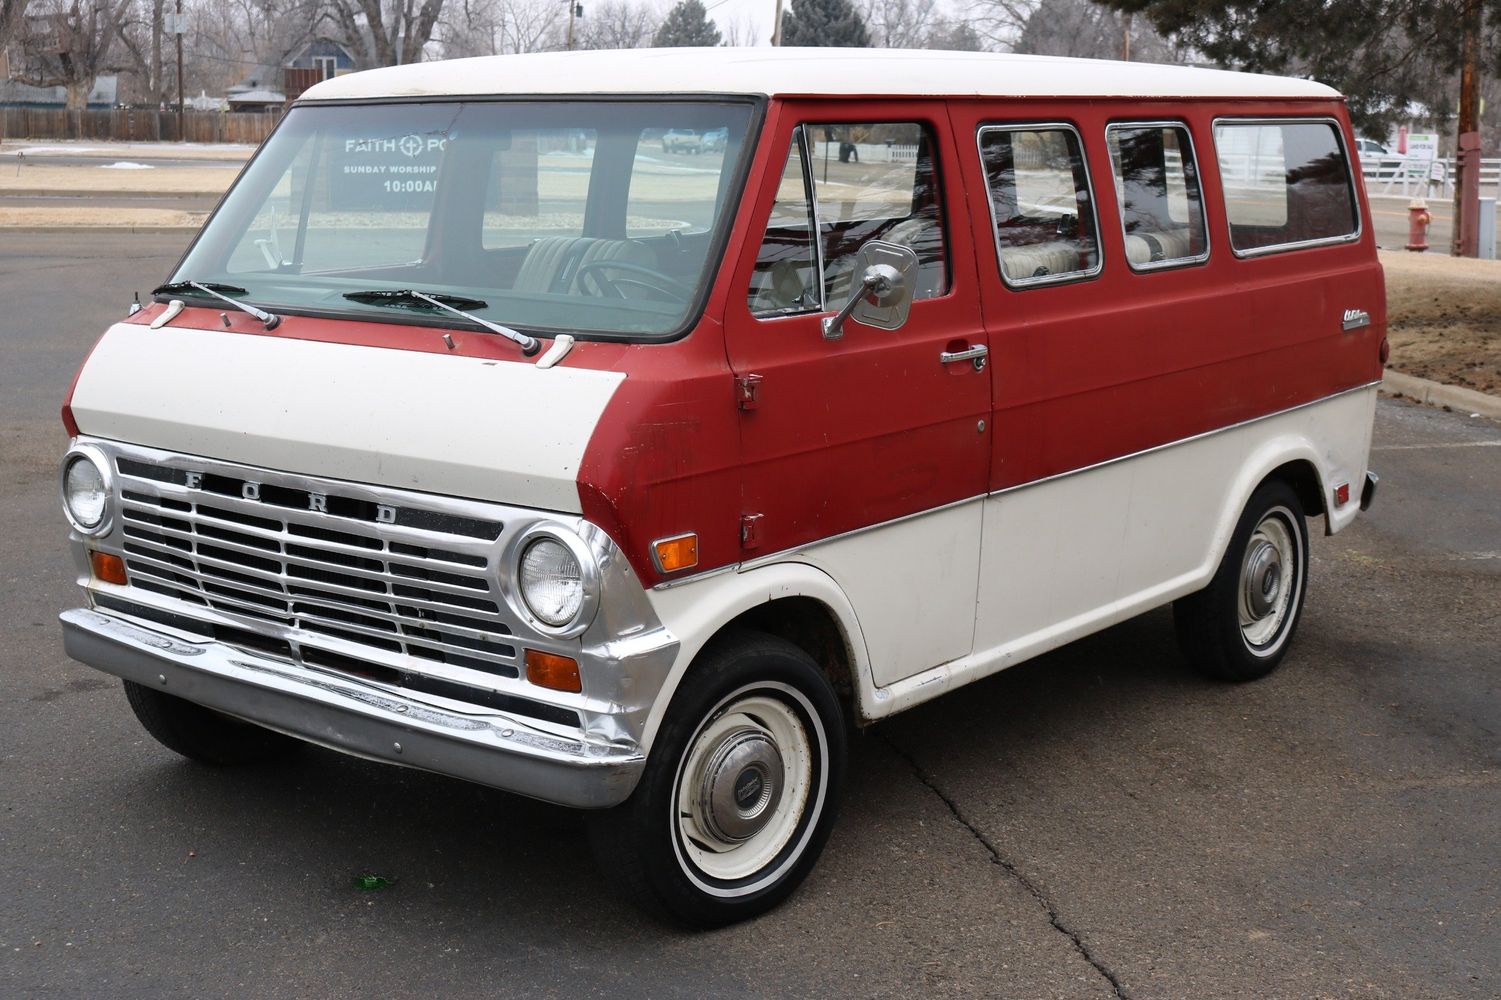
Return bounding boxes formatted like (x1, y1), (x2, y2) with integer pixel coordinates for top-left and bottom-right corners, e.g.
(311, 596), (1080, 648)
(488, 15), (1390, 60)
(1382, 369), (1501, 420)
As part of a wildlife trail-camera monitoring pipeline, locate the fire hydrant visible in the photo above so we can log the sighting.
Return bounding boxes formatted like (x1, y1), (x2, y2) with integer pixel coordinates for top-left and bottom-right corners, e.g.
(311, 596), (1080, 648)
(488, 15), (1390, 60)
(1406, 198), (1433, 252)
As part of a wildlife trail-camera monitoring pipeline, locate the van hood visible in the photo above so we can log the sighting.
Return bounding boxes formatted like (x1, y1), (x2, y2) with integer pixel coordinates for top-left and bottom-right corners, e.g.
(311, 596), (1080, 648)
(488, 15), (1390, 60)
(68, 322), (625, 513)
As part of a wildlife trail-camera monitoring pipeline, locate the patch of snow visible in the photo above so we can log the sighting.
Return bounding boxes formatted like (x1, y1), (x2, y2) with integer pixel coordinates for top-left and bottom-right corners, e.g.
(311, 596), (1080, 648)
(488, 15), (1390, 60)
(99, 161), (156, 170)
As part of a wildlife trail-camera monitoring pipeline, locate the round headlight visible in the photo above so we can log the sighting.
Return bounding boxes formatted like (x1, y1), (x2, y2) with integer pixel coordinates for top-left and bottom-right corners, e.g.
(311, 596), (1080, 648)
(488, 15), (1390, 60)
(518, 537), (585, 628)
(63, 453), (109, 531)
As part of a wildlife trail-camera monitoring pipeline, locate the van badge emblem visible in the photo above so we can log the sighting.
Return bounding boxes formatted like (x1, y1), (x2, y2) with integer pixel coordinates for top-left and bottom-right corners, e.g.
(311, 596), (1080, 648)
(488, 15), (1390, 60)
(1341, 308), (1371, 331)
(184, 472), (202, 489)
(377, 505), (397, 524)
(309, 493), (327, 513)
(241, 482), (261, 501)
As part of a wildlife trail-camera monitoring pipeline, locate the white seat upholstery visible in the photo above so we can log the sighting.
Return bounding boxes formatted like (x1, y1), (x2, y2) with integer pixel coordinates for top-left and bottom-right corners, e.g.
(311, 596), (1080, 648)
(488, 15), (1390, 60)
(1124, 228), (1195, 266)
(999, 240), (1081, 282)
(513, 237), (658, 295)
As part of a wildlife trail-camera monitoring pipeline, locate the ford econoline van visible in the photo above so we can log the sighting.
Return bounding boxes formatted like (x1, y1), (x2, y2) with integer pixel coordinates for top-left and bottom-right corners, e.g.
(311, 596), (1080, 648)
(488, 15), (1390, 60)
(58, 48), (1383, 926)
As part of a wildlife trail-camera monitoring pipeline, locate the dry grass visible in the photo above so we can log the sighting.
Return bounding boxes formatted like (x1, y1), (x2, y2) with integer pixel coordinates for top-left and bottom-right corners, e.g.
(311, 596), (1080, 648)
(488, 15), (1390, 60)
(0, 206), (207, 227)
(0, 162), (238, 194)
(1381, 250), (1501, 396)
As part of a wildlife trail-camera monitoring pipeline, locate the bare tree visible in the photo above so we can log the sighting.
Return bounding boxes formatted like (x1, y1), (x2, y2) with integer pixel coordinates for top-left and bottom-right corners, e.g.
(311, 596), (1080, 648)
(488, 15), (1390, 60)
(719, 10), (757, 45)
(1013, 0), (1175, 61)
(1, 0), (31, 51)
(858, 0), (936, 48)
(327, 0), (447, 65)
(13, 0), (135, 108)
(575, 0), (656, 49)
(963, 0), (1031, 51)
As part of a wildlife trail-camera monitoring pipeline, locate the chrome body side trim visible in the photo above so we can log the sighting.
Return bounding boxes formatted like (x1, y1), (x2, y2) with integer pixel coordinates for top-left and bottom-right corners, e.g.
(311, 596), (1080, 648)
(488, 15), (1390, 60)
(60, 608), (644, 809)
(655, 380), (1381, 590)
(1210, 116), (1365, 259)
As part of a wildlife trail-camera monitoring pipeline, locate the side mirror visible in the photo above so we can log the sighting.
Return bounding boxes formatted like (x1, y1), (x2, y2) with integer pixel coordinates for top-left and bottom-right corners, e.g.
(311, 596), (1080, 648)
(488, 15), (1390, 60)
(821, 240), (919, 341)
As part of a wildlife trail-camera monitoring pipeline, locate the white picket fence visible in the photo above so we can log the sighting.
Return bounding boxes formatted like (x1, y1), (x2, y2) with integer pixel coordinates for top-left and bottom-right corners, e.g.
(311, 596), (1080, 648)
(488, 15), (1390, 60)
(1360, 155), (1501, 199)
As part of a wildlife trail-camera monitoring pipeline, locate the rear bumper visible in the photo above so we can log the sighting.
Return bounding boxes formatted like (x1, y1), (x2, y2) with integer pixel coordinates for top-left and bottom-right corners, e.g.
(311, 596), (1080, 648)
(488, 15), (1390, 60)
(60, 607), (645, 809)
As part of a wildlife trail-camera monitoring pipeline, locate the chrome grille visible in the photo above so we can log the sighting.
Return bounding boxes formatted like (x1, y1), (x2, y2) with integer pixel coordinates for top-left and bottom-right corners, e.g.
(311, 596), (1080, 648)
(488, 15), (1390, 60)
(111, 455), (520, 680)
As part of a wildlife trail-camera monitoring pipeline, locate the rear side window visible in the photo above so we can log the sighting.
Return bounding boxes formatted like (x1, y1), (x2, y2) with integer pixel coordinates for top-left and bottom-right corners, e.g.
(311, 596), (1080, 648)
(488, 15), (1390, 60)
(1105, 123), (1208, 270)
(977, 124), (1101, 287)
(747, 122), (950, 317)
(1213, 120), (1359, 254)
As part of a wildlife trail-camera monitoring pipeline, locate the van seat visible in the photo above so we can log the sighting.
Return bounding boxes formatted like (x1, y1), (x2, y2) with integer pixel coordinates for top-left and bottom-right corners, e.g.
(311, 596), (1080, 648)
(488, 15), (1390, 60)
(1124, 229), (1195, 266)
(1000, 241), (1080, 282)
(513, 237), (658, 295)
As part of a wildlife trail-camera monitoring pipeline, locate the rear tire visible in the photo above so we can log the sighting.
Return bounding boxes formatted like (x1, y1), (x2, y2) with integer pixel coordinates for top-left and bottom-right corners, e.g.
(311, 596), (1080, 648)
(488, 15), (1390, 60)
(123, 680), (297, 765)
(588, 629), (845, 927)
(1174, 479), (1309, 682)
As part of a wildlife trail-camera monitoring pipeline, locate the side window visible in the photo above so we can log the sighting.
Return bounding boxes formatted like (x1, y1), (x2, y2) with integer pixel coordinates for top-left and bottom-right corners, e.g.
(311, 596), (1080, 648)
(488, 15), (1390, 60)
(1213, 120), (1359, 254)
(747, 129), (820, 317)
(1106, 123), (1208, 269)
(747, 122), (949, 318)
(978, 125), (1100, 287)
(808, 123), (948, 303)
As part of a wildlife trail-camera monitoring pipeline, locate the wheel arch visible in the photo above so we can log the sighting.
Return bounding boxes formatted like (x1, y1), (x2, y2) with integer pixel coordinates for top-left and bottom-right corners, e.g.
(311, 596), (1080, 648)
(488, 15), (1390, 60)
(1200, 437), (1329, 589)
(642, 562), (874, 754)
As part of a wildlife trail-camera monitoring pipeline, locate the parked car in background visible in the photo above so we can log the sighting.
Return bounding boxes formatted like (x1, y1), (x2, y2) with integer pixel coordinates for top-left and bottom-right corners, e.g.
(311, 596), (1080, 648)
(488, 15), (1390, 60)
(1355, 136), (1390, 158)
(698, 127), (728, 154)
(58, 47), (1384, 930)
(661, 128), (699, 153)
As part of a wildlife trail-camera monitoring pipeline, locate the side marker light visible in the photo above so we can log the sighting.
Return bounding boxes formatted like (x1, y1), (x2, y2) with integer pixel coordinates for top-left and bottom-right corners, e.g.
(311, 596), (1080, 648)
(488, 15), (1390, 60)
(652, 533), (699, 574)
(1334, 483), (1351, 508)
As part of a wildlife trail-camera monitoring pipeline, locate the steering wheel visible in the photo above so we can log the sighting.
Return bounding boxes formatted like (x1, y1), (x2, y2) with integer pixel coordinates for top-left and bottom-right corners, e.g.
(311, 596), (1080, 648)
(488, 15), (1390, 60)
(574, 260), (692, 302)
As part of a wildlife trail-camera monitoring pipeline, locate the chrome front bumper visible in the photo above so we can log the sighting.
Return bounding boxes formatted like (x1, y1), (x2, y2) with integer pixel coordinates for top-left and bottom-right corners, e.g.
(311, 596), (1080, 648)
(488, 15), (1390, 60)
(60, 607), (646, 809)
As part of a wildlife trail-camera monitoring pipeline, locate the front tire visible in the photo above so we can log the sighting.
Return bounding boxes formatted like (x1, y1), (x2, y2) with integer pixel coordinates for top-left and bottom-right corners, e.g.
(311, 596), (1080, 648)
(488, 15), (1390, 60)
(588, 630), (845, 927)
(123, 680), (297, 765)
(1174, 479), (1310, 682)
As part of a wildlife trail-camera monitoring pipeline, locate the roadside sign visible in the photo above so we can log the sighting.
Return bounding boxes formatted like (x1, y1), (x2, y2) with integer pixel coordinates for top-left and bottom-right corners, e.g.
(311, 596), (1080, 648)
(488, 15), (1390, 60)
(1407, 132), (1439, 161)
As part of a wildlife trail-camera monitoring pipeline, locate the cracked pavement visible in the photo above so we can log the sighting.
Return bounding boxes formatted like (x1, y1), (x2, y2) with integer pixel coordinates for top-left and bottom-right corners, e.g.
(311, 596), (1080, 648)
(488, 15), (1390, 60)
(3, 230), (1499, 998)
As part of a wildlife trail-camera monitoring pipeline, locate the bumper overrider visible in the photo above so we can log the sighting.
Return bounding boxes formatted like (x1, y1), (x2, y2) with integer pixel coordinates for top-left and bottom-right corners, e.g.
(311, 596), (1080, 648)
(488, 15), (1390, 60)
(58, 437), (680, 810)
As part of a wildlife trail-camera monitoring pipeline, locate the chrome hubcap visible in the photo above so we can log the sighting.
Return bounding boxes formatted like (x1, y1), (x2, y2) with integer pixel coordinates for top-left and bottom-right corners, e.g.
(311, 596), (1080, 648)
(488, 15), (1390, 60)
(1242, 539), (1283, 620)
(1237, 510), (1298, 650)
(695, 727), (784, 844)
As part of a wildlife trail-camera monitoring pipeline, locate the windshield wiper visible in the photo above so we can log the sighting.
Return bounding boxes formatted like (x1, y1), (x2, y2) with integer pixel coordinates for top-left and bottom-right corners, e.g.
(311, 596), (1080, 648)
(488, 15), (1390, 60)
(343, 289), (540, 356)
(152, 280), (280, 330)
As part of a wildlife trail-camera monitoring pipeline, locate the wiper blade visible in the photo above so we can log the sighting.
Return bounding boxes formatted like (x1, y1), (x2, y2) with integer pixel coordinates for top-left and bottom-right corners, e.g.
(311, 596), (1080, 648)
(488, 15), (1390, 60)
(153, 280), (248, 297)
(343, 289), (540, 357)
(344, 289), (490, 312)
(152, 280), (280, 330)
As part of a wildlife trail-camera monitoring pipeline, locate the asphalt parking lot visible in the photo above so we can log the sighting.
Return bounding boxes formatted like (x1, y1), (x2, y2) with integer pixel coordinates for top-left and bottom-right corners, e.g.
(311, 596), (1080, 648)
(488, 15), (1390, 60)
(3, 229), (1499, 999)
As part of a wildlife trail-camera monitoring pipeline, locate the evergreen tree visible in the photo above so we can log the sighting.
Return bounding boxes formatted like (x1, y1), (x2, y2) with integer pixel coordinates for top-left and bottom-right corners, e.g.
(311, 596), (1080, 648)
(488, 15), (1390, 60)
(1094, 0), (1500, 133)
(653, 0), (723, 47)
(781, 0), (872, 47)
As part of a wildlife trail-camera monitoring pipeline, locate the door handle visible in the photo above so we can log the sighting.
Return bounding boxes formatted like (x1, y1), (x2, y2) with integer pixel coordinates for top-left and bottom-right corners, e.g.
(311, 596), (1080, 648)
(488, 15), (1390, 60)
(940, 344), (988, 372)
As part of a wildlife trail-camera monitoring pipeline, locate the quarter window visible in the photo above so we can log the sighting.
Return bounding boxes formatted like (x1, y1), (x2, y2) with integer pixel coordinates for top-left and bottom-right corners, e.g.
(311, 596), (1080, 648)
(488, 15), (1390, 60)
(977, 125), (1100, 287)
(748, 122), (949, 317)
(1213, 120), (1359, 254)
(1105, 123), (1208, 270)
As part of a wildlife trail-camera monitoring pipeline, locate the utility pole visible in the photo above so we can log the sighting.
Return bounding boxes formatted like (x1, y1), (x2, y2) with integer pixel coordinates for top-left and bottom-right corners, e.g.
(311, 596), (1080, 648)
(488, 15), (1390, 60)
(771, 0), (784, 45)
(1452, 0), (1481, 256)
(566, 0), (576, 49)
(174, 0), (184, 140)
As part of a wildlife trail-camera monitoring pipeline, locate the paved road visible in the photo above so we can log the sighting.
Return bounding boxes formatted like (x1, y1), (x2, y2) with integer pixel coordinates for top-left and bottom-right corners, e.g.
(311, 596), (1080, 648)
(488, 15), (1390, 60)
(3, 230), (1499, 999)
(1369, 195), (1455, 252)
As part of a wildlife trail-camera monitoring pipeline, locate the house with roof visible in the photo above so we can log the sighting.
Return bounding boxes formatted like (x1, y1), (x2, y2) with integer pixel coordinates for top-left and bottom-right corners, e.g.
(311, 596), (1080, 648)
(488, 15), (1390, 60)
(225, 38), (359, 112)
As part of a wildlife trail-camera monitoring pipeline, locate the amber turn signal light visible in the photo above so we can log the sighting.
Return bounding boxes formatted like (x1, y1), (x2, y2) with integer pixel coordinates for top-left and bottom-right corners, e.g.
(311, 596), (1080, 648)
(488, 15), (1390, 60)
(652, 533), (699, 574)
(90, 550), (127, 585)
(525, 649), (581, 693)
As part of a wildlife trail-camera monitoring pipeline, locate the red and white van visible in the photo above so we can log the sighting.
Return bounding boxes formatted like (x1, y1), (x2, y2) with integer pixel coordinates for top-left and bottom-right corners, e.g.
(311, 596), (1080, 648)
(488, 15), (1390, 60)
(57, 48), (1383, 926)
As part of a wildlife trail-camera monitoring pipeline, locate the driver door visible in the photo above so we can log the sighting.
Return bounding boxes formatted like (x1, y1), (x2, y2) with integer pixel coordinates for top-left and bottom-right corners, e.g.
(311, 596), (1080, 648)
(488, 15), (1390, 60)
(722, 103), (991, 688)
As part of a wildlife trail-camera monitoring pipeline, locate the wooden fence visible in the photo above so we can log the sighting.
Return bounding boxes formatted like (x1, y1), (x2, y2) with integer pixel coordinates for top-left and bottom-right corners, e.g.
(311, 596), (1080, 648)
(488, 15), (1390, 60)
(1, 108), (280, 145)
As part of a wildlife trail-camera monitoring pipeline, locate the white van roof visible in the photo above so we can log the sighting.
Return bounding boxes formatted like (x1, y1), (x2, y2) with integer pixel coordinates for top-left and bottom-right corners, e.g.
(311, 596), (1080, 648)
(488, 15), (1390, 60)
(301, 48), (1342, 103)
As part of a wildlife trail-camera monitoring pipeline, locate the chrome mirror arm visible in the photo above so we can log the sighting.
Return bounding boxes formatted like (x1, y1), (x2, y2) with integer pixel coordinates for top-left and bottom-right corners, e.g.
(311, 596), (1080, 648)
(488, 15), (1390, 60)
(821, 264), (898, 341)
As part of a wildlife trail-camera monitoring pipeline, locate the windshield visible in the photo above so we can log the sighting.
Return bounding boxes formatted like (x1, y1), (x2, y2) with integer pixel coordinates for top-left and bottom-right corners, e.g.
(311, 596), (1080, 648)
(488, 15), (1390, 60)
(169, 100), (756, 339)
